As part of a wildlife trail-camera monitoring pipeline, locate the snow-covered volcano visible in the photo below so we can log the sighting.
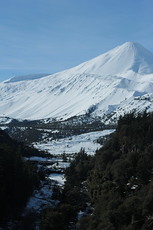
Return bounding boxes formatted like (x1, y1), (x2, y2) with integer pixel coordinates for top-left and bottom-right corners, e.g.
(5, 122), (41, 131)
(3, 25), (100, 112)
(67, 42), (153, 75)
(1, 42), (153, 121)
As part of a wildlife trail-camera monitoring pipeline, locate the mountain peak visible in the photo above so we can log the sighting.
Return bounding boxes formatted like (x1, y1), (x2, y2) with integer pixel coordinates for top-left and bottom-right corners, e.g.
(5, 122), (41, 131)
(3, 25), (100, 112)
(113, 42), (153, 74)
(69, 42), (153, 76)
(117, 41), (151, 55)
(120, 41), (141, 47)
(1, 42), (153, 120)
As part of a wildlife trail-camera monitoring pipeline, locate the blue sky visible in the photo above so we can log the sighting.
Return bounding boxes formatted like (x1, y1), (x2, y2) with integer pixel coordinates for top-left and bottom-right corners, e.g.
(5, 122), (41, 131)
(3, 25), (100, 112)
(0, 0), (153, 81)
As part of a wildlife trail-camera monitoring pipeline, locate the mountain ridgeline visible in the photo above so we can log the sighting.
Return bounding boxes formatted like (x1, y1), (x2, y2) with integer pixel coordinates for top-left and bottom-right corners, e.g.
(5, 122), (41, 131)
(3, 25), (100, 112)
(1, 42), (153, 123)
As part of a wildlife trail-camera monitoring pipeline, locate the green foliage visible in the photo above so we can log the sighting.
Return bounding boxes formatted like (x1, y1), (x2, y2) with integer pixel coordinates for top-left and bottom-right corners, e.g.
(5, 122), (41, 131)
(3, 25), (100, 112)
(41, 204), (76, 230)
(0, 129), (39, 225)
(64, 148), (94, 208)
(85, 112), (153, 230)
(65, 148), (94, 187)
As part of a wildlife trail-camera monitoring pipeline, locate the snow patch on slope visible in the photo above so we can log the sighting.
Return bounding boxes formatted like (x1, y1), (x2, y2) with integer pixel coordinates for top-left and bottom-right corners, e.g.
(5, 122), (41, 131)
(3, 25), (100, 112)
(104, 93), (153, 124)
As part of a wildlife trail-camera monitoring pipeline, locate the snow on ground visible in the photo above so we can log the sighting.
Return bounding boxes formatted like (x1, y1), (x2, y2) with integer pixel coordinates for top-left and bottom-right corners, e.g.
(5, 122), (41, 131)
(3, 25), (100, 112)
(47, 161), (70, 169)
(24, 169), (67, 213)
(0, 117), (12, 124)
(0, 126), (8, 130)
(33, 129), (115, 155)
(25, 182), (57, 213)
(24, 160), (67, 214)
(25, 156), (53, 162)
(49, 173), (66, 186)
(56, 161), (70, 168)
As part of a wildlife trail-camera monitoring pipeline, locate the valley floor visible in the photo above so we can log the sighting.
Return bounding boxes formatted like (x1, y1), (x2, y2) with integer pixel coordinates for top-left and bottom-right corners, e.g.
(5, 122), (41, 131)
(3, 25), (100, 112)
(33, 129), (115, 155)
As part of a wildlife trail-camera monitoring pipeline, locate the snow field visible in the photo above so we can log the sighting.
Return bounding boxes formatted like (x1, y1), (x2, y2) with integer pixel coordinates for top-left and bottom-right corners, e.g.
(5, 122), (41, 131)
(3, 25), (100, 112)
(33, 129), (115, 155)
(1, 42), (153, 121)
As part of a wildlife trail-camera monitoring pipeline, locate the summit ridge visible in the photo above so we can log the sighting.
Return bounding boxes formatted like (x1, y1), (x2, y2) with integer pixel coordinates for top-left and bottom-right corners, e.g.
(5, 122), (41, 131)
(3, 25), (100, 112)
(1, 42), (153, 122)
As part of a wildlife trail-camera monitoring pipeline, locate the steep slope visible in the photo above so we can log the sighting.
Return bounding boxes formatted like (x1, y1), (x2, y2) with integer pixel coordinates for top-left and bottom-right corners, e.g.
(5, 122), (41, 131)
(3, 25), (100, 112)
(1, 42), (153, 121)
(67, 42), (153, 75)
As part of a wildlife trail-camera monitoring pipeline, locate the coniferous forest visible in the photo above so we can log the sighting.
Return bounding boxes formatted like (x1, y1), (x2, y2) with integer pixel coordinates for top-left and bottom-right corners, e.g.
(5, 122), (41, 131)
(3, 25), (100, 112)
(41, 112), (153, 230)
(1, 112), (153, 229)
(0, 130), (40, 228)
(80, 112), (153, 230)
